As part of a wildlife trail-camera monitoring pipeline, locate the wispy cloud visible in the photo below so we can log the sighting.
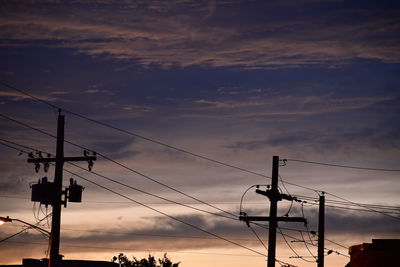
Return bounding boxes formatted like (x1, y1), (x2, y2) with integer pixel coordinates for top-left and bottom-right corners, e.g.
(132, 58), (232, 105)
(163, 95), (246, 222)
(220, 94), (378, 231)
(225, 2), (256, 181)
(190, 94), (395, 118)
(0, 91), (67, 102)
(1, 1), (399, 68)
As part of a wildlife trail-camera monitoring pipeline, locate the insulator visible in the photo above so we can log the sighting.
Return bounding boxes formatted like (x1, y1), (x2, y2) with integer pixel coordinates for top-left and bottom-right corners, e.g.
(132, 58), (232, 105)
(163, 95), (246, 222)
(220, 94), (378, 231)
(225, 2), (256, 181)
(88, 160), (93, 171)
(35, 163), (40, 173)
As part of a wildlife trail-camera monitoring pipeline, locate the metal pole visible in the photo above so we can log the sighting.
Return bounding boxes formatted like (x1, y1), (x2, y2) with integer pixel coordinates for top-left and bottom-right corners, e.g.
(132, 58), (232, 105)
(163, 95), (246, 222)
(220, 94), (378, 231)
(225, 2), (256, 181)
(318, 193), (325, 267)
(49, 113), (64, 267)
(267, 156), (279, 267)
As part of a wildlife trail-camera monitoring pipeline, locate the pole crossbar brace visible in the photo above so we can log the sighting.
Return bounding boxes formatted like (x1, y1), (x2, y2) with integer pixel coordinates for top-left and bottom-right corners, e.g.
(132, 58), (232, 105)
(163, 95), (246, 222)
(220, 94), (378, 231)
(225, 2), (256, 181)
(239, 216), (307, 223)
(28, 156), (96, 163)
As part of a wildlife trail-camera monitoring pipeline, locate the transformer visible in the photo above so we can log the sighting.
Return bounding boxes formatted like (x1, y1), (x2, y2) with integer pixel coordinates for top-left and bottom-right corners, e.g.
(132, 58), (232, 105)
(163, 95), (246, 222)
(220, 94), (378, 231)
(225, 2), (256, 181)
(31, 177), (57, 205)
(68, 178), (84, 203)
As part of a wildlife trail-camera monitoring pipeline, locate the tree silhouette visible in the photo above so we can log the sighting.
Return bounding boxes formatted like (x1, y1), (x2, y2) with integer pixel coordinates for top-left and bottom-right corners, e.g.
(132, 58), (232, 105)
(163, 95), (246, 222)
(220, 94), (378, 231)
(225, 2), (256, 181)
(112, 253), (180, 267)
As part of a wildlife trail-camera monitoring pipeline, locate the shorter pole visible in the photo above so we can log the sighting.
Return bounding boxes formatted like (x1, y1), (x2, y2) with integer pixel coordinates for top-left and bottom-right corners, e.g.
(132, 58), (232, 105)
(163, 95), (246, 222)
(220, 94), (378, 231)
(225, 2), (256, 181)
(318, 193), (325, 267)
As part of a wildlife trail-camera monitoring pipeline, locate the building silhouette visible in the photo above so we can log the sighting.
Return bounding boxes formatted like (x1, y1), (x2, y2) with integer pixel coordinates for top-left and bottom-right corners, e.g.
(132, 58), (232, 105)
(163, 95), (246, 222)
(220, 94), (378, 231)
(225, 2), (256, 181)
(0, 259), (118, 267)
(347, 239), (400, 267)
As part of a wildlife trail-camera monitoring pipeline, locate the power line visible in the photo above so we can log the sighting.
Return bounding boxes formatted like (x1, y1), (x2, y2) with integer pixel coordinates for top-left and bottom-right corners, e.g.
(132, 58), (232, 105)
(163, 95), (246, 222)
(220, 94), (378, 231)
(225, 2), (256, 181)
(63, 167), (268, 257)
(299, 203), (317, 261)
(0, 138), (237, 222)
(0, 139), (336, 235)
(0, 131), (379, 260)
(0, 80), (273, 179)
(302, 201), (400, 215)
(0, 139), (382, 259)
(286, 158), (400, 172)
(69, 161), (237, 220)
(0, 214), (51, 243)
(0, 81), (327, 194)
(0, 140), (240, 224)
(3, 240), (264, 258)
(0, 139), (268, 258)
(0, 110), (306, 197)
(61, 228), (263, 242)
(0, 139), (306, 265)
(294, 191), (400, 221)
(4, 193), (397, 214)
(293, 194), (400, 211)
(325, 192), (400, 221)
(277, 227), (315, 263)
(2, 81), (398, 209)
(0, 141), (380, 257)
(0, 113), (238, 218)
(248, 225), (268, 251)
(281, 230), (350, 258)
(0, 195), (270, 206)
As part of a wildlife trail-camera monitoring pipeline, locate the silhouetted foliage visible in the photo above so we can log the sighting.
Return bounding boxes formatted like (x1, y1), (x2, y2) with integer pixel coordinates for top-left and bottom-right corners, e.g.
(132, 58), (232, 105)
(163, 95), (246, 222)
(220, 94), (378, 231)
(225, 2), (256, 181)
(112, 253), (180, 267)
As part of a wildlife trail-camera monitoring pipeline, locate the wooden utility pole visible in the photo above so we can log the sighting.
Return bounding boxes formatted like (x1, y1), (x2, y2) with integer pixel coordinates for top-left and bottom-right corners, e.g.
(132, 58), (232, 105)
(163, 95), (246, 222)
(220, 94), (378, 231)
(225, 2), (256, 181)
(28, 111), (96, 267)
(239, 156), (307, 267)
(267, 155), (279, 267)
(317, 193), (325, 267)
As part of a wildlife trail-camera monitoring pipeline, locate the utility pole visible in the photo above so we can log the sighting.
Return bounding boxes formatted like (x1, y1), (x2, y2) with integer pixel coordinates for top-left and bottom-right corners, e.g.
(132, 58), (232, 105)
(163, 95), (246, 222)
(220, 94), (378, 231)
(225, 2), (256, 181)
(28, 111), (96, 267)
(239, 156), (307, 267)
(267, 155), (279, 267)
(317, 193), (325, 267)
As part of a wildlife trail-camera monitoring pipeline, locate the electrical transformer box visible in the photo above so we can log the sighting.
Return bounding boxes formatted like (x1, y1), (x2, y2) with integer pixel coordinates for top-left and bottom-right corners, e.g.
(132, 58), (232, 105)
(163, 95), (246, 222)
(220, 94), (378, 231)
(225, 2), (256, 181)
(31, 177), (57, 205)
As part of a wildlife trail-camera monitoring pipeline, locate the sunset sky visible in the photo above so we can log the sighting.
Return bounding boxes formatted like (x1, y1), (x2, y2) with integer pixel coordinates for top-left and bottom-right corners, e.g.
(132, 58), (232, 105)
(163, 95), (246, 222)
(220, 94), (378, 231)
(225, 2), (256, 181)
(0, 1), (399, 267)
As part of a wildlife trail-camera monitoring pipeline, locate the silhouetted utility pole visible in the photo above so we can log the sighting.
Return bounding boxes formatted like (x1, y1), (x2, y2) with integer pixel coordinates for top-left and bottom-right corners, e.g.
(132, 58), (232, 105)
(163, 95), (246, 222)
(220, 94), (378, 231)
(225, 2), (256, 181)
(28, 111), (96, 267)
(239, 156), (307, 267)
(317, 193), (325, 267)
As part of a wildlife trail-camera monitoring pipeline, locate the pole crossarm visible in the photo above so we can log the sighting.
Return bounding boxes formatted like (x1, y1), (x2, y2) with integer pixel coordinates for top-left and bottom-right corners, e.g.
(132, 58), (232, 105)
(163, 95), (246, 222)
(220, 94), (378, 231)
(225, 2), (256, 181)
(28, 156), (96, 163)
(239, 215), (307, 223)
(255, 189), (295, 202)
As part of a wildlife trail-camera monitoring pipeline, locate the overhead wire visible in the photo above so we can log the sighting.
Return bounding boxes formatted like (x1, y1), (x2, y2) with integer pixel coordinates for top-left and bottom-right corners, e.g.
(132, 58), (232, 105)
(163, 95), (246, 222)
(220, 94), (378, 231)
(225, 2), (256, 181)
(0, 214), (51, 243)
(2, 82), (384, 262)
(1, 80), (398, 203)
(286, 158), (400, 172)
(248, 225), (268, 251)
(277, 227), (315, 263)
(0, 138), (303, 265)
(0, 140), (271, 260)
(0, 81), (317, 194)
(300, 201), (400, 215)
(276, 173), (315, 263)
(325, 192), (400, 221)
(299, 231), (316, 261)
(5, 113), (353, 262)
(64, 164), (269, 257)
(299, 203), (317, 261)
(0, 228), (31, 243)
(0, 138), (363, 260)
(0, 116), (382, 261)
(0, 140), (237, 221)
(293, 193), (400, 218)
(0, 139), (321, 234)
(292, 194), (400, 211)
(0, 80), (273, 180)
(4, 240), (264, 258)
(0, 113), (236, 218)
(282, 230), (349, 258)
(0, 137), (238, 223)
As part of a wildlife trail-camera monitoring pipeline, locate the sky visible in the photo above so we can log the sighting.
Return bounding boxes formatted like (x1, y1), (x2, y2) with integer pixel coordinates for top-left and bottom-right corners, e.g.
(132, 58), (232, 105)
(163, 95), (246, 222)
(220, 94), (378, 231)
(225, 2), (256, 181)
(0, 0), (399, 266)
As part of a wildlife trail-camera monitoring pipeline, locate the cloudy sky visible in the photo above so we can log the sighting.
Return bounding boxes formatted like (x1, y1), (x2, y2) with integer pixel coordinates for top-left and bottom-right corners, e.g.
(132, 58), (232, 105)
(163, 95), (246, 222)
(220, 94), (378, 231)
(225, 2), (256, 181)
(0, 0), (399, 266)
